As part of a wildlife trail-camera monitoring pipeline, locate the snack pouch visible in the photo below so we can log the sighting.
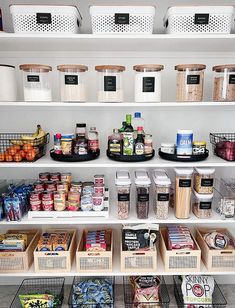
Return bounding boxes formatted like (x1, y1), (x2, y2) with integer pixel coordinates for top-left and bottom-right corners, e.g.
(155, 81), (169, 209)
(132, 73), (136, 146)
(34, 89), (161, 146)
(19, 294), (55, 308)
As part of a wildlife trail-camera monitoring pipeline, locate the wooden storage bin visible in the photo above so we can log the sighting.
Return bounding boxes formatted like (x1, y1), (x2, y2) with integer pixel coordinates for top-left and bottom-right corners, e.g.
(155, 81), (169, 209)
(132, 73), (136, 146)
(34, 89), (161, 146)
(159, 228), (201, 272)
(76, 229), (113, 273)
(120, 238), (157, 273)
(196, 228), (235, 271)
(0, 229), (39, 273)
(34, 229), (77, 273)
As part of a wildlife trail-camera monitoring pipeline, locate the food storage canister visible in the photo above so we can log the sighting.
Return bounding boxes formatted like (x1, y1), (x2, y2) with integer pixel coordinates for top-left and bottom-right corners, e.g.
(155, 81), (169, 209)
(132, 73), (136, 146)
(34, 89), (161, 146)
(175, 168), (193, 219)
(194, 167), (215, 194)
(176, 130), (193, 155)
(153, 170), (171, 219)
(133, 64), (164, 102)
(175, 64), (206, 102)
(0, 64), (17, 101)
(213, 64), (235, 102)
(161, 143), (175, 154)
(61, 134), (74, 155)
(57, 65), (88, 102)
(134, 170), (151, 219)
(192, 190), (213, 219)
(115, 170), (131, 219)
(19, 64), (52, 102)
(95, 65), (125, 102)
(192, 141), (207, 155)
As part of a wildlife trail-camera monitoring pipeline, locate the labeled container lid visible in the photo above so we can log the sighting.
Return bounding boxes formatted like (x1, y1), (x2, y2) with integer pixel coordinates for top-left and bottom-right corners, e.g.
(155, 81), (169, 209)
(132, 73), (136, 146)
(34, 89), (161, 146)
(212, 64), (235, 72)
(133, 64), (164, 72)
(134, 112), (141, 118)
(95, 65), (126, 72)
(174, 168), (194, 176)
(177, 129), (193, 134)
(193, 190), (214, 200)
(193, 141), (207, 146)
(61, 134), (74, 139)
(57, 64), (88, 72)
(194, 167), (215, 175)
(175, 64), (206, 71)
(115, 170), (131, 186)
(134, 170), (151, 186)
(19, 64), (52, 72)
(153, 170), (171, 186)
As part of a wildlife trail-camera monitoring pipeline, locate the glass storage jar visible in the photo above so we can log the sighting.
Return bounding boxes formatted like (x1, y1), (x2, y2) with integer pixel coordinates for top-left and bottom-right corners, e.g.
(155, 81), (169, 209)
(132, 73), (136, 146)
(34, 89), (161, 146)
(175, 64), (206, 102)
(192, 190), (213, 219)
(213, 64), (235, 101)
(115, 170), (131, 219)
(134, 170), (151, 219)
(95, 65), (125, 102)
(19, 64), (52, 101)
(0, 64), (17, 101)
(194, 167), (215, 194)
(57, 64), (88, 102)
(133, 64), (164, 102)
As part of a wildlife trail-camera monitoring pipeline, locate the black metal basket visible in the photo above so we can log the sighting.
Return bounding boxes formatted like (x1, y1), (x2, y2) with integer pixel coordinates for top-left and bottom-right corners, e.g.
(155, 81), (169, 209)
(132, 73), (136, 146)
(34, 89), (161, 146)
(68, 276), (115, 308)
(123, 276), (170, 308)
(210, 132), (235, 161)
(10, 277), (65, 308)
(173, 276), (227, 308)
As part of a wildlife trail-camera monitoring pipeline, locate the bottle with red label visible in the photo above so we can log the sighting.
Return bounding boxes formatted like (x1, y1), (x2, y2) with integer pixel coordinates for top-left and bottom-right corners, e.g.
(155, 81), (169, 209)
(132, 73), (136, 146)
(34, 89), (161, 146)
(88, 127), (99, 153)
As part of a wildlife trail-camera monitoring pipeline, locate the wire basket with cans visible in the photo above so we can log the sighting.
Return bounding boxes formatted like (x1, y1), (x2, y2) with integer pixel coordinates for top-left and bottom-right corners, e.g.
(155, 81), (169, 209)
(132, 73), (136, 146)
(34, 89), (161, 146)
(210, 132), (235, 161)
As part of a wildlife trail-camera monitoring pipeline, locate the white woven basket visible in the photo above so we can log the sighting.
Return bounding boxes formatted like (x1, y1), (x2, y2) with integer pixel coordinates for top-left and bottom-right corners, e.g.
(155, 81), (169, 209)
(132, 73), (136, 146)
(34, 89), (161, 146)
(164, 6), (234, 34)
(90, 6), (155, 34)
(10, 5), (82, 34)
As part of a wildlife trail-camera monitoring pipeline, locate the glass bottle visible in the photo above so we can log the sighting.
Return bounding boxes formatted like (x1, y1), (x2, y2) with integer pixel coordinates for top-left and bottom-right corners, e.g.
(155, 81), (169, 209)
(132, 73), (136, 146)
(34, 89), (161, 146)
(119, 121), (127, 133)
(88, 127), (99, 153)
(124, 114), (134, 132)
(135, 127), (145, 155)
(75, 123), (86, 139)
(108, 129), (122, 155)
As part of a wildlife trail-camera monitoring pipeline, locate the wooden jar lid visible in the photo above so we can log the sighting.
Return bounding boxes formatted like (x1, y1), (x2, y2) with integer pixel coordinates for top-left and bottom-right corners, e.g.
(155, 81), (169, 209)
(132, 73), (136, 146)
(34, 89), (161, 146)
(213, 64), (235, 72)
(19, 64), (52, 72)
(175, 64), (206, 71)
(95, 65), (126, 72)
(57, 64), (88, 72)
(133, 64), (164, 72)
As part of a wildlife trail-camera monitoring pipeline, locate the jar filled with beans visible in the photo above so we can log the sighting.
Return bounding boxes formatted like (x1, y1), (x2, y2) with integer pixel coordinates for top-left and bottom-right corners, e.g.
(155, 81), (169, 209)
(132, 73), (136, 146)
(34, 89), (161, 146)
(134, 170), (151, 219)
(194, 167), (215, 194)
(115, 170), (131, 219)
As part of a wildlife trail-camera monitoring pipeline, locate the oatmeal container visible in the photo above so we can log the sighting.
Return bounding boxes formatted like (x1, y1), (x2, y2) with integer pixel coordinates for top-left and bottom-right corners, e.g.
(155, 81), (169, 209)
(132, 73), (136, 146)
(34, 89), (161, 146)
(19, 64), (52, 101)
(192, 190), (213, 219)
(194, 167), (215, 194)
(134, 170), (151, 219)
(95, 65), (125, 102)
(115, 170), (131, 219)
(213, 64), (235, 101)
(153, 170), (171, 219)
(175, 64), (206, 102)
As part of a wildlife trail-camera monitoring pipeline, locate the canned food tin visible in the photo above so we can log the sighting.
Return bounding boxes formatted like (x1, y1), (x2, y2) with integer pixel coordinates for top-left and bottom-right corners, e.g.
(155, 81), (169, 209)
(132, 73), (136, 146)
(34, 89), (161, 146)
(70, 181), (82, 193)
(42, 192), (54, 211)
(94, 185), (105, 195)
(68, 191), (80, 203)
(54, 191), (66, 211)
(33, 181), (45, 192)
(45, 181), (57, 192)
(61, 172), (72, 183)
(57, 181), (69, 193)
(50, 172), (61, 182)
(30, 191), (42, 211)
(92, 194), (104, 211)
(66, 200), (79, 211)
(94, 174), (105, 185)
(39, 172), (50, 182)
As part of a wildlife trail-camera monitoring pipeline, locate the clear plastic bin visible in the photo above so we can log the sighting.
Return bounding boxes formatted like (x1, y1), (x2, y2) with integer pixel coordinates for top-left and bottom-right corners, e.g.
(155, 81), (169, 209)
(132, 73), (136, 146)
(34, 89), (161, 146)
(192, 190), (213, 219)
(194, 167), (215, 194)
(134, 170), (151, 219)
(214, 178), (235, 219)
(213, 64), (235, 102)
(115, 170), (131, 219)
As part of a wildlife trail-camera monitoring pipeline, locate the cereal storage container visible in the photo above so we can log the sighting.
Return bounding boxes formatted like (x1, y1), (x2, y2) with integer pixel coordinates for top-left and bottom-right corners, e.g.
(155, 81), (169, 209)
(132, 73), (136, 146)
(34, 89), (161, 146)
(134, 170), (151, 219)
(95, 65), (125, 102)
(0, 64), (17, 101)
(19, 64), (52, 102)
(153, 170), (171, 219)
(115, 170), (131, 219)
(175, 168), (193, 219)
(57, 65), (88, 102)
(164, 6), (234, 34)
(90, 6), (155, 34)
(10, 5), (82, 34)
(213, 64), (235, 101)
(175, 64), (206, 102)
(192, 190), (213, 218)
(133, 64), (164, 103)
(194, 167), (215, 194)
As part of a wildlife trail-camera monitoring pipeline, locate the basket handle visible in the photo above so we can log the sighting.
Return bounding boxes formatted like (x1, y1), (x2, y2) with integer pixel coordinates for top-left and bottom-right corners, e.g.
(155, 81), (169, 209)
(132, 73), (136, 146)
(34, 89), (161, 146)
(0, 252), (15, 257)
(132, 252), (146, 256)
(220, 251), (233, 254)
(175, 251), (190, 255)
(88, 252), (101, 256)
(44, 252), (59, 256)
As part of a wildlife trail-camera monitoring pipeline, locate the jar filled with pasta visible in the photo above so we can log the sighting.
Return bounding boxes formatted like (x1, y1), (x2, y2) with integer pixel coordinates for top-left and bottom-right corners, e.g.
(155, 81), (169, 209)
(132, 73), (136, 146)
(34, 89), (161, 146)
(213, 64), (235, 101)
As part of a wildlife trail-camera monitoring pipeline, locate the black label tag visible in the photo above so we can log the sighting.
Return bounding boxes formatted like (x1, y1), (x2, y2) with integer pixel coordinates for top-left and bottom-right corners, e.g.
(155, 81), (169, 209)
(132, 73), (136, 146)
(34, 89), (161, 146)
(157, 193), (169, 202)
(118, 193), (129, 202)
(194, 13), (209, 25)
(138, 194), (149, 202)
(104, 76), (116, 92)
(27, 75), (40, 82)
(36, 13), (52, 24)
(187, 75), (200, 85)
(201, 178), (214, 187)
(143, 77), (155, 92)
(179, 179), (191, 188)
(229, 75), (235, 84)
(199, 201), (212, 210)
(65, 75), (78, 85)
(115, 13), (129, 25)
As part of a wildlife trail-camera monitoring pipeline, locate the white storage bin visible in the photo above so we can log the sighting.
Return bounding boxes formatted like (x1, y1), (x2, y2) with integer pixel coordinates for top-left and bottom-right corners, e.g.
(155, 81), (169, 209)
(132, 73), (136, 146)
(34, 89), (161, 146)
(10, 5), (82, 34)
(90, 6), (155, 34)
(0, 65), (17, 101)
(164, 6), (234, 34)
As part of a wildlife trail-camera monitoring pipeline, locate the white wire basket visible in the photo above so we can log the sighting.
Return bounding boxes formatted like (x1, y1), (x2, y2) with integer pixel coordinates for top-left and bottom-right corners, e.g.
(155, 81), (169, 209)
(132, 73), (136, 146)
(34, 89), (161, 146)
(90, 6), (155, 34)
(10, 5), (82, 34)
(164, 6), (235, 34)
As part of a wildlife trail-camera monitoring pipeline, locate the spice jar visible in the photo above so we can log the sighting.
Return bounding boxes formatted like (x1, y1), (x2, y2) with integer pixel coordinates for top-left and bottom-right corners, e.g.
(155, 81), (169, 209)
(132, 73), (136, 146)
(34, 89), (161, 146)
(175, 168), (193, 219)
(133, 64), (164, 102)
(144, 134), (153, 155)
(192, 141), (207, 155)
(0, 64), (17, 101)
(115, 170), (131, 219)
(19, 64), (52, 101)
(95, 65), (125, 102)
(134, 170), (151, 219)
(153, 170), (171, 219)
(192, 190), (213, 219)
(213, 64), (235, 101)
(57, 64), (88, 102)
(194, 167), (215, 194)
(175, 64), (206, 102)
(61, 134), (74, 155)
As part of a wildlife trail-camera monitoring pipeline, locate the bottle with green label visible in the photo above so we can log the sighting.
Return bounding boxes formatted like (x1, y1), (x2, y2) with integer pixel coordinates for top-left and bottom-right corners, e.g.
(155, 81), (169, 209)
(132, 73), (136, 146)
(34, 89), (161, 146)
(135, 127), (145, 155)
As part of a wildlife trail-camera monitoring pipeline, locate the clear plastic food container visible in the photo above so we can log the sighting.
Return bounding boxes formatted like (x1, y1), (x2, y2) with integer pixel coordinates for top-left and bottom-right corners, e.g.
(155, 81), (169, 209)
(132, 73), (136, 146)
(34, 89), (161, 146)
(153, 169), (171, 219)
(57, 64), (88, 102)
(192, 190), (213, 219)
(19, 64), (52, 101)
(134, 170), (151, 219)
(95, 65), (125, 102)
(194, 167), (215, 194)
(213, 64), (235, 102)
(115, 170), (131, 219)
(214, 178), (235, 219)
(175, 168), (193, 219)
(0, 64), (17, 101)
(175, 64), (206, 102)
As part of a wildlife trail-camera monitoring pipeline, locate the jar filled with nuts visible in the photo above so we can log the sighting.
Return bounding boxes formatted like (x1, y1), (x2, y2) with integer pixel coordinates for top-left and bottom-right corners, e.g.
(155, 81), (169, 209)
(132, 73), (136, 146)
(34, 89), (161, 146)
(192, 190), (213, 219)
(115, 170), (131, 219)
(213, 64), (235, 101)
(134, 170), (151, 219)
(194, 167), (215, 194)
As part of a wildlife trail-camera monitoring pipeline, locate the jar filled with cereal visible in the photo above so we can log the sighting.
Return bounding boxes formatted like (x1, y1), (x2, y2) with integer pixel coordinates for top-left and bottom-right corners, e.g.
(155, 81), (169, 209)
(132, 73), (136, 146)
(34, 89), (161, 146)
(213, 64), (235, 101)
(115, 170), (131, 219)
(194, 167), (215, 194)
